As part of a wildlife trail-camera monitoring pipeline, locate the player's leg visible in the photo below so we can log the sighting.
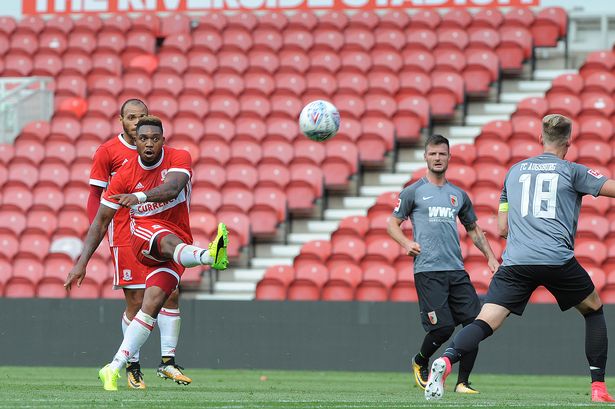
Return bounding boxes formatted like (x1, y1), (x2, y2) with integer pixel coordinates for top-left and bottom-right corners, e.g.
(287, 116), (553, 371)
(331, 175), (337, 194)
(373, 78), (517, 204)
(426, 264), (533, 400)
(548, 258), (614, 402)
(157, 288), (192, 385)
(447, 270), (483, 394)
(123, 288), (146, 389)
(413, 272), (455, 390)
(113, 245), (147, 389)
(99, 285), (169, 391)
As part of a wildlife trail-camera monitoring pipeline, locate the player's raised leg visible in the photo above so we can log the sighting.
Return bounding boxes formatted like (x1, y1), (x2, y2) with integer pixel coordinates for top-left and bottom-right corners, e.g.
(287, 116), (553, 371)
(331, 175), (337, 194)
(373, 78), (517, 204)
(425, 303), (505, 400)
(100, 224), (228, 390)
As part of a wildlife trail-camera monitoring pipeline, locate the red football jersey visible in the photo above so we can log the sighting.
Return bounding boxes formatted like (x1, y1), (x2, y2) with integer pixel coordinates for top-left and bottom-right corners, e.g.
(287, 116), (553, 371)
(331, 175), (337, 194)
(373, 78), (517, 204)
(101, 147), (193, 244)
(89, 134), (137, 247)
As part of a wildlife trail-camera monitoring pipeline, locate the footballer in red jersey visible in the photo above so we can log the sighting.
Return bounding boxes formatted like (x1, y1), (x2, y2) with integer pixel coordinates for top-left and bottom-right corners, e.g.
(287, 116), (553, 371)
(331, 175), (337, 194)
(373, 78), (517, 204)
(69, 115), (229, 391)
(88, 99), (194, 388)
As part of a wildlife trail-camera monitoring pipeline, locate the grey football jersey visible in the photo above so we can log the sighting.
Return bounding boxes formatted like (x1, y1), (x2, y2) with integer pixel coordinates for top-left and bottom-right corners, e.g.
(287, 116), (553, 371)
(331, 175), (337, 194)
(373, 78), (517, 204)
(392, 178), (477, 274)
(500, 153), (607, 266)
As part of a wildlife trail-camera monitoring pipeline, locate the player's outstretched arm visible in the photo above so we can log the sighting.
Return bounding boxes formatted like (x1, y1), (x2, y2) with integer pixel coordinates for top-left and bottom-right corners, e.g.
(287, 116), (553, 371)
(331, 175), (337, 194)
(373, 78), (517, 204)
(598, 179), (615, 198)
(387, 216), (421, 256)
(64, 205), (116, 291)
(109, 172), (190, 207)
(466, 222), (500, 273)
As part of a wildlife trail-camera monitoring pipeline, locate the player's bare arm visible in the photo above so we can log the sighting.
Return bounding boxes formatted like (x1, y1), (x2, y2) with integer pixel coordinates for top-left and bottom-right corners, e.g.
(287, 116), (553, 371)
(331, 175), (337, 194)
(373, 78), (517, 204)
(598, 179), (615, 198)
(64, 205), (117, 290)
(465, 222), (500, 273)
(497, 204), (509, 239)
(387, 216), (421, 256)
(110, 172), (190, 207)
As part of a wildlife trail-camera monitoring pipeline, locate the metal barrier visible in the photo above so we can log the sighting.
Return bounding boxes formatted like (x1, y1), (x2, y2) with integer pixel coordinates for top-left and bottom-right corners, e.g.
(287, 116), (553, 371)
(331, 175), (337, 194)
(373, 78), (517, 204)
(0, 77), (53, 143)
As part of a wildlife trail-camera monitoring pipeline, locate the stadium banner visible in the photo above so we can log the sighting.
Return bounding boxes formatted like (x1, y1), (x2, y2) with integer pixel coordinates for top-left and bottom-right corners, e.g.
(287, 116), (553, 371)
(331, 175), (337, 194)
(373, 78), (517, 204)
(23, 0), (539, 15)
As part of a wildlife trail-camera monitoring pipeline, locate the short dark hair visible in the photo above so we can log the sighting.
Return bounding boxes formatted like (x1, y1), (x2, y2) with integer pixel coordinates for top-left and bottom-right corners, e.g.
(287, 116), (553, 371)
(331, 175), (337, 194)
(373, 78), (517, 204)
(424, 134), (450, 151)
(120, 98), (148, 116)
(136, 115), (163, 133)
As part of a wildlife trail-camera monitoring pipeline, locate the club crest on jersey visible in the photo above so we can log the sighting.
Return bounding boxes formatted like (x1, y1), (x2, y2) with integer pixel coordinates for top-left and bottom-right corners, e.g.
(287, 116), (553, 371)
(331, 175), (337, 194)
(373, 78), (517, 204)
(588, 169), (604, 179)
(123, 269), (132, 281)
(161, 169), (168, 182)
(427, 311), (438, 325)
(450, 195), (458, 207)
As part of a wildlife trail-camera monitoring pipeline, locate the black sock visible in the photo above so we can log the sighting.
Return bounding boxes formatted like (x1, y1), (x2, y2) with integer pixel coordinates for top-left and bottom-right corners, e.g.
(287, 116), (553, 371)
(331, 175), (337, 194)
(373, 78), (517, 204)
(443, 319), (493, 365)
(457, 348), (478, 385)
(161, 356), (176, 366)
(584, 307), (607, 383)
(414, 352), (428, 366)
(419, 326), (455, 363)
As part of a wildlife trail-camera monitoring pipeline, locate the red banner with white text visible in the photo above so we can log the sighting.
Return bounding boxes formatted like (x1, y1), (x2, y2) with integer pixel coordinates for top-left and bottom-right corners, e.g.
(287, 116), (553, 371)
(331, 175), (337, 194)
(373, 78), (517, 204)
(24, 0), (539, 15)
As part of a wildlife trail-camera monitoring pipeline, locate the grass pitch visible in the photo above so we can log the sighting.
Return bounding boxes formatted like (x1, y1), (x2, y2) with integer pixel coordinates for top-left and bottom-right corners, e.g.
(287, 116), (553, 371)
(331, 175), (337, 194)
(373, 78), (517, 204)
(0, 367), (604, 408)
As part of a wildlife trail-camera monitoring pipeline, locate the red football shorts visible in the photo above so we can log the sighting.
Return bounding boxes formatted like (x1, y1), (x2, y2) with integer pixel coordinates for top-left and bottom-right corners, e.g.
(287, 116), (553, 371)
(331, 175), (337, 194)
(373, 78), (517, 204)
(130, 220), (185, 296)
(110, 246), (147, 289)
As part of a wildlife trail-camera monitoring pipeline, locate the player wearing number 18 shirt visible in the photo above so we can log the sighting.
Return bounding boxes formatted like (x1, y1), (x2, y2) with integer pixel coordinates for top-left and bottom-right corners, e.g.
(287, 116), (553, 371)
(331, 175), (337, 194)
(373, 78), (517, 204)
(425, 114), (615, 402)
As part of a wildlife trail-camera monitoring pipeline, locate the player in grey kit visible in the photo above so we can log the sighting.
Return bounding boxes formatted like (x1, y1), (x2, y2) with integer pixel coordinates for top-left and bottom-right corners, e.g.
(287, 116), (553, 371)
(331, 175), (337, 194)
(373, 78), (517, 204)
(425, 114), (615, 402)
(388, 134), (500, 394)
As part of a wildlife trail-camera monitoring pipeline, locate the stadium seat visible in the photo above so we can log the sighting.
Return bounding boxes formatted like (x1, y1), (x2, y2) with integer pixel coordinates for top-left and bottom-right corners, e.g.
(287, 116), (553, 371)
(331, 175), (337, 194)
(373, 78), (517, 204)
(496, 27), (532, 73)
(56, 209), (89, 237)
(577, 214), (609, 240)
(32, 183), (64, 212)
(379, 10), (410, 30)
(253, 27), (284, 52)
(319, 11), (349, 31)
(547, 94), (582, 118)
(38, 158), (69, 188)
(355, 264), (396, 302)
(511, 116), (542, 142)
(287, 263), (327, 301)
(472, 162), (507, 194)
(321, 139), (359, 188)
(0, 16), (17, 36)
(475, 139), (511, 165)
(580, 96), (614, 121)
(531, 7), (567, 47)
(463, 49), (499, 96)
(26, 209), (57, 236)
(440, 9), (472, 30)
(428, 72), (464, 119)
(465, 262), (492, 294)
(250, 188), (287, 236)
(0, 231), (18, 260)
(450, 144), (476, 166)
(228, 12), (258, 31)
(286, 163), (323, 212)
(477, 120), (513, 143)
(469, 9), (504, 32)
(390, 267), (417, 302)
(340, 49), (372, 73)
(2, 182), (33, 212)
(321, 264), (362, 301)
(579, 51), (615, 79)
(575, 239), (608, 266)
(411, 10), (441, 30)
(4, 277), (36, 298)
(255, 265), (294, 300)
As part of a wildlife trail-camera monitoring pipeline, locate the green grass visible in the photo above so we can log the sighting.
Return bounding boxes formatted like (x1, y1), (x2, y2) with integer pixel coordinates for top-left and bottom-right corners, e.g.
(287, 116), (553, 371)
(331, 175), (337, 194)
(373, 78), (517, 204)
(0, 367), (606, 408)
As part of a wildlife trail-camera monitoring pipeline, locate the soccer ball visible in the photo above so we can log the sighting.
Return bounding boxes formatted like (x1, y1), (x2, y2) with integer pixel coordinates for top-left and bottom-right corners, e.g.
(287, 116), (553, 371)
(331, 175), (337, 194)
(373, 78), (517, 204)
(299, 100), (340, 142)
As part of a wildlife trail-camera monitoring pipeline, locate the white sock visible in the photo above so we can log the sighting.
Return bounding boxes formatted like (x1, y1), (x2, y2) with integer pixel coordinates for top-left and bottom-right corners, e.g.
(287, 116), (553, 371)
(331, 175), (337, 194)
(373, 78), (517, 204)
(122, 312), (140, 363)
(173, 244), (213, 267)
(158, 308), (181, 358)
(109, 310), (156, 372)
